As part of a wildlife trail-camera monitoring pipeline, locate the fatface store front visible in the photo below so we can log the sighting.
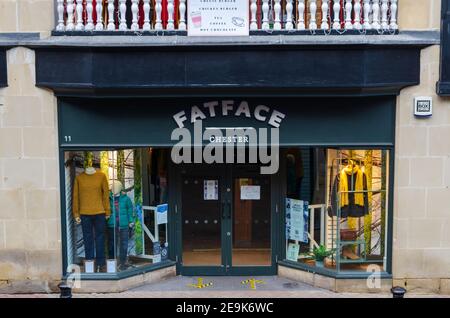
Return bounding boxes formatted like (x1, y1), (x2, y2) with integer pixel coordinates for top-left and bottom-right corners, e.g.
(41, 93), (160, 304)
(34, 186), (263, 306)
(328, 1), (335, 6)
(57, 96), (394, 278)
(34, 42), (424, 290)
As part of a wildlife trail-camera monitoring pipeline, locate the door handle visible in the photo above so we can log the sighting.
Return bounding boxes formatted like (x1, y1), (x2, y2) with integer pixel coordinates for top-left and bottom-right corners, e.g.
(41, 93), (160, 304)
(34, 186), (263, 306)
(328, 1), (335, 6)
(222, 201), (231, 219)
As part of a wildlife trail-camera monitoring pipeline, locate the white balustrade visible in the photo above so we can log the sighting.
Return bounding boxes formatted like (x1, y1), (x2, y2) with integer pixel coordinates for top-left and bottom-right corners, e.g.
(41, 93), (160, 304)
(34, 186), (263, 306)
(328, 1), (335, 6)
(179, 0), (187, 31)
(107, 0), (115, 31)
(66, 0), (75, 31)
(297, 0), (305, 30)
(363, 0), (372, 30)
(130, 0), (139, 31)
(332, 0), (341, 30)
(250, 0), (258, 30)
(309, 0), (317, 31)
(353, 0), (362, 30)
(381, 0), (389, 30)
(274, 0), (282, 30)
(57, 0), (400, 34)
(285, 0), (294, 30)
(167, 0), (175, 30)
(95, 0), (104, 31)
(85, 0), (95, 31)
(155, 0), (163, 30)
(75, 0), (84, 31)
(389, 0), (398, 30)
(56, 0), (65, 31)
(143, 0), (151, 31)
(262, 0), (270, 30)
(119, 0), (127, 31)
(372, 0), (381, 30)
(344, 0), (353, 30)
(320, 0), (329, 30)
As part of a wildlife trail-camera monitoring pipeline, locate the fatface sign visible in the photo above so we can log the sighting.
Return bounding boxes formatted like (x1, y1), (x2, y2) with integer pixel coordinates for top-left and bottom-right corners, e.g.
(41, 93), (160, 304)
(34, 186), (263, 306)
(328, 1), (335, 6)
(171, 100), (285, 175)
(172, 100), (286, 129)
(187, 0), (249, 36)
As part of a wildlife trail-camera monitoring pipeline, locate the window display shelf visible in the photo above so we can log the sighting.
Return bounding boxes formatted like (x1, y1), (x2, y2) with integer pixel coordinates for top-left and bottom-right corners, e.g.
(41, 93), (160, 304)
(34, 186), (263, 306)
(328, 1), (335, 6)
(338, 239), (367, 264)
(338, 239), (366, 246)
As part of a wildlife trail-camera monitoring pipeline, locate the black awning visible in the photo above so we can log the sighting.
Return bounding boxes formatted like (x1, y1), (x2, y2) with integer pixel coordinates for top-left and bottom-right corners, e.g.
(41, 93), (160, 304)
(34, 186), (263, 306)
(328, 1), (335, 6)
(35, 44), (423, 97)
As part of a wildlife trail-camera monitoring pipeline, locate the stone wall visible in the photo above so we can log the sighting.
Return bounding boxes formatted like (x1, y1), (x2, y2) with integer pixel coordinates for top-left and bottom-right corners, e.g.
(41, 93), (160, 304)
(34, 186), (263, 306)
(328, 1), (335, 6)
(394, 43), (450, 294)
(399, 0), (441, 30)
(0, 47), (60, 293)
(0, 0), (54, 35)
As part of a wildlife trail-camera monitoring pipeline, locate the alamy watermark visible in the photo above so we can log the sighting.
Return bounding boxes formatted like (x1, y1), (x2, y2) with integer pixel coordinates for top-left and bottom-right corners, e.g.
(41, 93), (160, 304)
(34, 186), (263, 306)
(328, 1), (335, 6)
(65, 264), (81, 289)
(366, 264), (382, 289)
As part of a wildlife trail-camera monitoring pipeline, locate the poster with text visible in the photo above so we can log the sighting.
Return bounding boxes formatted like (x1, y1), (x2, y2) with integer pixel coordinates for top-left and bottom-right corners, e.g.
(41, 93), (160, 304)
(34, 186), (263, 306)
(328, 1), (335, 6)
(204, 180), (219, 200)
(286, 243), (300, 262)
(240, 185), (261, 200)
(156, 203), (168, 225)
(286, 198), (309, 243)
(188, 0), (249, 36)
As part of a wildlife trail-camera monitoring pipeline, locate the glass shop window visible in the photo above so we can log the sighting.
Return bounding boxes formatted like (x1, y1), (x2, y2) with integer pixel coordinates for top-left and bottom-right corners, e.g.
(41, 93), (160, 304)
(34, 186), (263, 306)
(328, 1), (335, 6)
(285, 148), (390, 274)
(63, 148), (170, 275)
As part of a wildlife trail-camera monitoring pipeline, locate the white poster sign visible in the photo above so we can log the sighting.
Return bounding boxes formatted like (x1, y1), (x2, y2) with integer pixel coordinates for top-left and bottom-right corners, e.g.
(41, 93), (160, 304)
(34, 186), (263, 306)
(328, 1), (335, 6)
(188, 0), (249, 36)
(240, 185), (261, 200)
(204, 180), (219, 200)
(153, 254), (161, 264)
(286, 243), (300, 262)
(156, 204), (168, 225)
(286, 199), (309, 243)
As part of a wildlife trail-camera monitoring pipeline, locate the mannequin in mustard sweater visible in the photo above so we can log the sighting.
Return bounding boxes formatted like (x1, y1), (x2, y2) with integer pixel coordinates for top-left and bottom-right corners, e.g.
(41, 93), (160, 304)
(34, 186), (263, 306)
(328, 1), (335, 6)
(73, 167), (111, 272)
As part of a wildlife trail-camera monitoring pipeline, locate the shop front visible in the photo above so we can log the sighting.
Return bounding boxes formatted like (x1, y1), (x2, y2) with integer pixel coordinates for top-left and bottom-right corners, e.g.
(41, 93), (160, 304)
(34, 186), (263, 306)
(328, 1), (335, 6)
(56, 96), (394, 279)
(33, 42), (424, 290)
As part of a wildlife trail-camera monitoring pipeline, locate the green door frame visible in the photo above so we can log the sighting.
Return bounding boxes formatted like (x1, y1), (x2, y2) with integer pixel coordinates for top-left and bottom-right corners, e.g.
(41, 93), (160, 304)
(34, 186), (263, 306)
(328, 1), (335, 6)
(171, 162), (280, 276)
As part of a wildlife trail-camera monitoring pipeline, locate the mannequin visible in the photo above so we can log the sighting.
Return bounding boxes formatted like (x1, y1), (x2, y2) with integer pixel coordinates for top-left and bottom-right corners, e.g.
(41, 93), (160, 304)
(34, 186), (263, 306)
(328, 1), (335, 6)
(73, 165), (111, 272)
(107, 180), (134, 270)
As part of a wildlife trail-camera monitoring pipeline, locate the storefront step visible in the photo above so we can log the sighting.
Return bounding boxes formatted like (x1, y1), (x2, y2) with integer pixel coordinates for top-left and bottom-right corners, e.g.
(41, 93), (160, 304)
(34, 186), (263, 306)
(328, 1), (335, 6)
(72, 265), (176, 294)
(278, 265), (392, 294)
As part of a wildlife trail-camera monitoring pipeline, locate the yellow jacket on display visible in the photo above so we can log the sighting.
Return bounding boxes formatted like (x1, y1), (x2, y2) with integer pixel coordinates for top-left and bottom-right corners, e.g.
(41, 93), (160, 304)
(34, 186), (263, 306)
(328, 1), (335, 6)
(72, 170), (111, 219)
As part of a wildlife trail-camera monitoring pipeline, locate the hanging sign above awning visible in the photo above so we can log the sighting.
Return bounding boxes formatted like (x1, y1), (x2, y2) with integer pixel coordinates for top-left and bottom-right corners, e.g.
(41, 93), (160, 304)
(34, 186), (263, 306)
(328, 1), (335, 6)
(187, 0), (249, 36)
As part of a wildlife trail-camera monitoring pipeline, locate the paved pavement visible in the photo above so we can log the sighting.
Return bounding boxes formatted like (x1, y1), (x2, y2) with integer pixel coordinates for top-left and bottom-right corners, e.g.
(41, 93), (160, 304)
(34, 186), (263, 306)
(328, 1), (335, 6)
(1, 275), (449, 298)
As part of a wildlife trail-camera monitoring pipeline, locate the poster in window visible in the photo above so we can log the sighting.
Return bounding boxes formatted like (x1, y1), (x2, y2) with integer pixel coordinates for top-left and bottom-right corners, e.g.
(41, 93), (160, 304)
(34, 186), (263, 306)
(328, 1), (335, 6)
(286, 243), (300, 262)
(156, 203), (168, 225)
(204, 180), (219, 200)
(286, 198), (309, 243)
(240, 185), (260, 200)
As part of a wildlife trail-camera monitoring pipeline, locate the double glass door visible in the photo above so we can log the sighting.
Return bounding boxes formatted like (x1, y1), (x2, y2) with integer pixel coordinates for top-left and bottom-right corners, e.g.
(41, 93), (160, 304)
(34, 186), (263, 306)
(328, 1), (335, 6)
(179, 164), (275, 275)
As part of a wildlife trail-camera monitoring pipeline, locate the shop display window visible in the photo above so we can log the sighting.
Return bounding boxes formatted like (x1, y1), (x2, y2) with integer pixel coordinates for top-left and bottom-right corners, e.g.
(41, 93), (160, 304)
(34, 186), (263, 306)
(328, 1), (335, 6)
(63, 148), (170, 275)
(285, 148), (390, 274)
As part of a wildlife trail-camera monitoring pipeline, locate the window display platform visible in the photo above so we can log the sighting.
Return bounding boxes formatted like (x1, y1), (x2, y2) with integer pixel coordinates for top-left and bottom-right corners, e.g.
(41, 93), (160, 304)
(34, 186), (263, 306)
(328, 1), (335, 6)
(71, 265), (176, 294)
(278, 265), (392, 293)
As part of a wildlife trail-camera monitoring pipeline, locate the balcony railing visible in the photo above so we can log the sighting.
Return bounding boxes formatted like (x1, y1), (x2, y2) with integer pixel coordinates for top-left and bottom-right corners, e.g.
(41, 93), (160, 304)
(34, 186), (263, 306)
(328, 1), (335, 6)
(55, 0), (398, 34)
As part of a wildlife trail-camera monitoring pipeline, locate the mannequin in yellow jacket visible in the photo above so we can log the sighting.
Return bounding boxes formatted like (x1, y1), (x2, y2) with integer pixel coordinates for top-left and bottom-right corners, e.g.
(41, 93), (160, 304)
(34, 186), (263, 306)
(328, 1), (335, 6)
(73, 166), (111, 271)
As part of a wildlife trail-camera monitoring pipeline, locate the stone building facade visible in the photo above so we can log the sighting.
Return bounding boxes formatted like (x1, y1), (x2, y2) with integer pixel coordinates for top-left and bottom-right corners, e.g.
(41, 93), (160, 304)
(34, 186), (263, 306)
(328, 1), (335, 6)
(0, 0), (449, 294)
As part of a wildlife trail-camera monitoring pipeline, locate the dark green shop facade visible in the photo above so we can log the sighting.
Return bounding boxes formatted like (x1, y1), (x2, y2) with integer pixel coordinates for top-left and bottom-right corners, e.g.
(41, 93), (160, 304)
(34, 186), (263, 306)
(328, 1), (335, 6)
(32, 41), (426, 282)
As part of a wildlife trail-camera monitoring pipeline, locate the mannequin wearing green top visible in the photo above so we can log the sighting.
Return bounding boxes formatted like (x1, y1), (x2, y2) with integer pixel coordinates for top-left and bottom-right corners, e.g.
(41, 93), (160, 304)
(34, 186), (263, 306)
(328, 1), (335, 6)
(108, 180), (134, 270)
